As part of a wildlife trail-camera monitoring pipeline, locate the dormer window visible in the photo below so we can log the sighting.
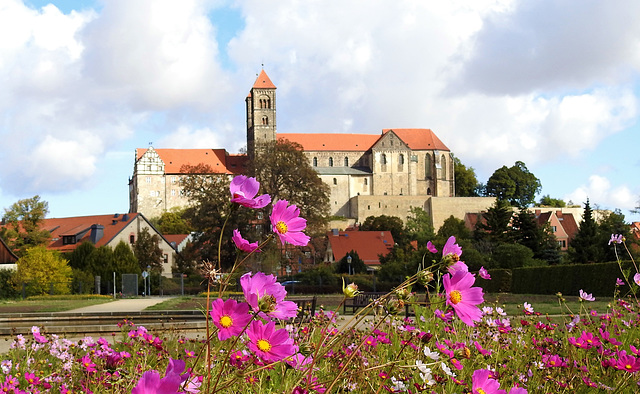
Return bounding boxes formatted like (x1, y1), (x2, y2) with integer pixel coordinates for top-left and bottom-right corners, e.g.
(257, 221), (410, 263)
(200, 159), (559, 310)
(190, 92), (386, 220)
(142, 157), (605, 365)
(62, 235), (76, 245)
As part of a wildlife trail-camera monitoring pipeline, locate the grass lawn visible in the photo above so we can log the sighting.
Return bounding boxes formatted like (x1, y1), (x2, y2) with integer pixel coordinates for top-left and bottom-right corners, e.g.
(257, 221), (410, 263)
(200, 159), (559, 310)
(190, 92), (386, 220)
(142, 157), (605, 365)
(0, 298), (114, 313)
(145, 293), (615, 318)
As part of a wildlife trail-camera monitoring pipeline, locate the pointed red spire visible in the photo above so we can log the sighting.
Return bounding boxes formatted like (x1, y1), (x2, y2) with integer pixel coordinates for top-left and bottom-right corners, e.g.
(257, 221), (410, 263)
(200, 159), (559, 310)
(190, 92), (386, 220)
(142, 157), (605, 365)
(252, 69), (276, 89)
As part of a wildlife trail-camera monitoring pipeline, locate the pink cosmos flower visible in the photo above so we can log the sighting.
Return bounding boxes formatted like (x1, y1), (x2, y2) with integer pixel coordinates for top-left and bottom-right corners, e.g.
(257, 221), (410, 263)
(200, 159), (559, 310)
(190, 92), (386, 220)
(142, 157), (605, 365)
(426, 241), (438, 253)
(230, 175), (271, 208)
(80, 355), (97, 373)
(634, 273), (640, 286)
(615, 354), (640, 372)
(240, 272), (299, 320)
(448, 261), (469, 274)
(508, 388), (528, 394)
(478, 266), (491, 280)
(616, 278), (625, 286)
(609, 233), (624, 245)
(132, 358), (189, 394)
(442, 236), (462, 259)
(578, 289), (595, 302)
(471, 369), (506, 394)
(270, 200), (310, 246)
(443, 270), (484, 326)
(247, 320), (296, 363)
(232, 229), (261, 253)
(210, 298), (252, 340)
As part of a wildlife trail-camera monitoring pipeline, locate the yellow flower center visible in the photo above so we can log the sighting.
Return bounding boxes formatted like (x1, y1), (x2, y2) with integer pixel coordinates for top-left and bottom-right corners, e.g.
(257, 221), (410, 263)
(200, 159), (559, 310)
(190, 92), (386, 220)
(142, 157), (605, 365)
(450, 290), (462, 305)
(220, 315), (233, 328)
(275, 221), (288, 234)
(477, 389), (487, 394)
(257, 339), (272, 352)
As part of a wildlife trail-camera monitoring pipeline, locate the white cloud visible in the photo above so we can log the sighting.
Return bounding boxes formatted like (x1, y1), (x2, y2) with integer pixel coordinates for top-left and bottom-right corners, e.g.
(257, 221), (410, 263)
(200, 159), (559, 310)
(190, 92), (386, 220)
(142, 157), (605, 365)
(565, 175), (638, 211)
(157, 126), (222, 149)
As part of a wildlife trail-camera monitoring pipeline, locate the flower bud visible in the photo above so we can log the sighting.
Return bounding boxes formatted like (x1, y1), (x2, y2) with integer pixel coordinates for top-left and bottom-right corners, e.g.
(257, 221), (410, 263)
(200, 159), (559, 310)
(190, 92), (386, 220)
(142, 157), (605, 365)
(342, 278), (361, 298)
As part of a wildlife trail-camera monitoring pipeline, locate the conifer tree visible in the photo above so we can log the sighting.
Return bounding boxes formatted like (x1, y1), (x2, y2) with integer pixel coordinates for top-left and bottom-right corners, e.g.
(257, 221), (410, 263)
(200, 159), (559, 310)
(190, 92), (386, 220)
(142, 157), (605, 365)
(568, 199), (603, 263)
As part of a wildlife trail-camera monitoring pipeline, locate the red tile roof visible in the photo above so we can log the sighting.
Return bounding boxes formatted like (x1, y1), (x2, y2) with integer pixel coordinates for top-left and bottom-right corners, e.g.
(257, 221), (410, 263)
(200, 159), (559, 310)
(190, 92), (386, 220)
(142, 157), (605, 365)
(136, 149), (248, 175)
(278, 133), (381, 151)
(279, 128), (449, 152)
(632, 222), (640, 239)
(42, 214), (141, 253)
(252, 70), (276, 89)
(383, 129), (450, 151)
(327, 230), (394, 265)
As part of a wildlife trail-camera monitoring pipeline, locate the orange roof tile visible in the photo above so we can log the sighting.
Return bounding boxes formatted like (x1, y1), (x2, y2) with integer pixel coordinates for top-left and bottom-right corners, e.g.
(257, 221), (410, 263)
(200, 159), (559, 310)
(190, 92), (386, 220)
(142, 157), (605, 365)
(327, 230), (394, 265)
(252, 70), (276, 89)
(136, 149), (248, 175)
(383, 129), (450, 151)
(278, 133), (381, 151)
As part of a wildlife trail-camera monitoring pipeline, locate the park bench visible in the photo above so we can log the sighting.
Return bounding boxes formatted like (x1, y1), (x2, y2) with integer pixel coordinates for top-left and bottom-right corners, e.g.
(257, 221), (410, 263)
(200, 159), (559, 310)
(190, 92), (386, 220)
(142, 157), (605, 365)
(343, 292), (386, 314)
(226, 294), (317, 323)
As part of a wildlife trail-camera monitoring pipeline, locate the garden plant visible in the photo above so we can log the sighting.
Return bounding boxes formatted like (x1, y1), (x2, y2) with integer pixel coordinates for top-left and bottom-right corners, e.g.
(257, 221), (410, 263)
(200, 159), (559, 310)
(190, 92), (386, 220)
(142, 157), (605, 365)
(1, 175), (640, 393)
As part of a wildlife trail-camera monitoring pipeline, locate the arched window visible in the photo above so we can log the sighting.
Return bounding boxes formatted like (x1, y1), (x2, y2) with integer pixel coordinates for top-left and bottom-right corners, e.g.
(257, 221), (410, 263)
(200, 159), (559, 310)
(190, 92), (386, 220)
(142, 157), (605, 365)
(364, 178), (368, 185)
(425, 154), (431, 178)
(441, 155), (447, 179)
(329, 157), (334, 167)
(398, 154), (404, 171)
(344, 157), (349, 167)
(262, 116), (269, 125)
(427, 188), (432, 195)
(381, 154), (387, 165)
(333, 178), (337, 185)
(312, 157), (318, 167)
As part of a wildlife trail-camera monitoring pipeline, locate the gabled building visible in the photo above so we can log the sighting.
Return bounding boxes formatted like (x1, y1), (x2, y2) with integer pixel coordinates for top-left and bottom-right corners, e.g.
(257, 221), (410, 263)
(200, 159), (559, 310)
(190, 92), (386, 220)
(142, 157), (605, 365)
(631, 222), (640, 240)
(0, 236), (18, 269)
(325, 229), (394, 268)
(41, 213), (176, 277)
(535, 210), (578, 251)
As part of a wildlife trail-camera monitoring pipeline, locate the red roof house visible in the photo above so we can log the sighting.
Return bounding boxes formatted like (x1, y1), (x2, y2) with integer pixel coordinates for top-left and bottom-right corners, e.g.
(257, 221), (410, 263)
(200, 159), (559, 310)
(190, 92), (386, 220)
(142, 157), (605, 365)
(325, 230), (394, 267)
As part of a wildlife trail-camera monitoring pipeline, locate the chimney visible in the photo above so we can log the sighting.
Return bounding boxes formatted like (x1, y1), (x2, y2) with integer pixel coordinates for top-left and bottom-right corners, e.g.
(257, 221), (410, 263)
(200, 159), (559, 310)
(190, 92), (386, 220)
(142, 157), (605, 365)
(122, 213), (129, 221)
(89, 224), (104, 244)
(331, 229), (339, 236)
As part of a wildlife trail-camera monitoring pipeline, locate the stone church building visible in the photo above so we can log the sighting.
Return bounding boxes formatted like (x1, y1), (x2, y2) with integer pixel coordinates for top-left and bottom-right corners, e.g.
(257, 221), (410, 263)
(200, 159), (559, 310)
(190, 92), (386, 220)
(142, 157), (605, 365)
(129, 70), (493, 229)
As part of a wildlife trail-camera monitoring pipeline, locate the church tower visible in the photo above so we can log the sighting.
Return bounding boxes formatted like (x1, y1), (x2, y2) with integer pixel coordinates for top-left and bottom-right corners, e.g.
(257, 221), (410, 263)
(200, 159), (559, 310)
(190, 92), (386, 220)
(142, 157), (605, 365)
(246, 69), (277, 160)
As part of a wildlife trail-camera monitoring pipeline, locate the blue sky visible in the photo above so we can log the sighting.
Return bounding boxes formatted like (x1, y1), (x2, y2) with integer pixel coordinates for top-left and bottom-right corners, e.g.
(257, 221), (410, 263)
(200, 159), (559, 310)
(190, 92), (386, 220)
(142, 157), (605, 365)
(1, 0), (639, 223)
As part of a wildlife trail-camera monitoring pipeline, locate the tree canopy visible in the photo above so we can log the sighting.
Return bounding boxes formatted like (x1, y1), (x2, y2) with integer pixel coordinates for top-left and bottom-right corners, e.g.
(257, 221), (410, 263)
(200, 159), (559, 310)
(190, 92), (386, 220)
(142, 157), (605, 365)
(133, 228), (165, 273)
(360, 215), (404, 246)
(453, 157), (480, 197)
(0, 195), (51, 257)
(16, 246), (72, 296)
(486, 161), (541, 207)
(538, 195), (566, 208)
(404, 207), (435, 246)
(248, 139), (330, 234)
(568, 199), (603, 263)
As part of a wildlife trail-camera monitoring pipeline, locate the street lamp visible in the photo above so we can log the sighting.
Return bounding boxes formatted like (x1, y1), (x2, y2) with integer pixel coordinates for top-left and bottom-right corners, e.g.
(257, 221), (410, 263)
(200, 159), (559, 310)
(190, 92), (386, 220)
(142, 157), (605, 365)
(147, 265), (151, 296)
(346, 255), (352, 275)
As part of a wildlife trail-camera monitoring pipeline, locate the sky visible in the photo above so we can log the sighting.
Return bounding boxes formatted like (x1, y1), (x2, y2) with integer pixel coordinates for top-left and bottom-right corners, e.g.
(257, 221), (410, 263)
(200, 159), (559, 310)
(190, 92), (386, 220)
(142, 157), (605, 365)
(1, 0), (639, 223)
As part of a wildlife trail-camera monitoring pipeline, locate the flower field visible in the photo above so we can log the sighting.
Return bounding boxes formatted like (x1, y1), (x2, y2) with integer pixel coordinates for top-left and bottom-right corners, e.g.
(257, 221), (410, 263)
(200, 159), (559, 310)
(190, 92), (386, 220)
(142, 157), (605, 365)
(1, 175), (638, 393)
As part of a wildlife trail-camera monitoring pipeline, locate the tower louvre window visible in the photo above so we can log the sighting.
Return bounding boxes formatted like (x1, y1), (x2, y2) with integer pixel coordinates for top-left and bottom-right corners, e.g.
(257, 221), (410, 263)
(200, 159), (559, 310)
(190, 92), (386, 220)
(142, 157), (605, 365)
(329, 157), (334, 167)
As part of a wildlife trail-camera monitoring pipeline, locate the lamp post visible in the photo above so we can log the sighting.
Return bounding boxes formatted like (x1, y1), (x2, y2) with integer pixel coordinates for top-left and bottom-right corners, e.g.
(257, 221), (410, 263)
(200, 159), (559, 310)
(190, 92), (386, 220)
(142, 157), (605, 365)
(346, 255), (352, 275)
(147, 265), (151, 296)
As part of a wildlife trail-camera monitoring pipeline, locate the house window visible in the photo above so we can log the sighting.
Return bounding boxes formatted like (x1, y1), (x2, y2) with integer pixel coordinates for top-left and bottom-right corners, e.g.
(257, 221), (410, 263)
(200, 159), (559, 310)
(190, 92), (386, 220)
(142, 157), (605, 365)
(313, 157), (318, 167)
(171, 189), (176, 196)
(425, 154), (432, 177)
(333, 178), (337, 185)
(62, 236), (76, 245)
(146, 177), (151, 183)
(129, 235), (135, 244)
(364, 178), (368, 185)
(551, 226), (557, 232)
(163, 254), (169, 264)
(344, 157), (349, 167)
(171, 176), (176, 183)
(329, 157), (334, 167)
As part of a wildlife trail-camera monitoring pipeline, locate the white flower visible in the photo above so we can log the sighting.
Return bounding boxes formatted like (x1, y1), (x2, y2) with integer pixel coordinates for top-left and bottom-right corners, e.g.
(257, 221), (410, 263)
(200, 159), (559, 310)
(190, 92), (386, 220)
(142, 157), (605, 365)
(415, 360), (429, 374)
(495, 307), (506, 316)
(423, 347), (439, 360)
(523, 302), (534, 313)
(441, 362), (456, 377)
(390, 376), (407, 391)
(482, 306), (494, 315)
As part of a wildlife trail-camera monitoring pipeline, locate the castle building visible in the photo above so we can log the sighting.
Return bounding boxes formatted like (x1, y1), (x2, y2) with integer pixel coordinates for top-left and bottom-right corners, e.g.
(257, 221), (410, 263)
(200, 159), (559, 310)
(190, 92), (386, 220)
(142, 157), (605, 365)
(130, 70), (493, 229)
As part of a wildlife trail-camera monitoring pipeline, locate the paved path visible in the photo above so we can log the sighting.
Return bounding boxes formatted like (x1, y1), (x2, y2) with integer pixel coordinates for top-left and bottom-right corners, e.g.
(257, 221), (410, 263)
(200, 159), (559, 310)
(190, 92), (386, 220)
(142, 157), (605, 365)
(67, 296), (176, 313)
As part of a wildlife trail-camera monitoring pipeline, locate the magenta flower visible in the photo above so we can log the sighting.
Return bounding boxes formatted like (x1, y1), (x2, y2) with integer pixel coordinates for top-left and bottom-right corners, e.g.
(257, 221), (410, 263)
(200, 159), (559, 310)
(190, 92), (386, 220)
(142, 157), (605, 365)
(247, 320), (296, 363)
(616, 354), (640, 372)
(448, 261), (469, 274)
(508, 388), (528, 394)
(634, 273), (640, 286)
(471, 369), (506, 394)
(131, 370), (181, 394)
(443, 270), (484, 326)
(442, 236), (462, 259)
(616, 277), (625, 286)
(426, 241), (438, 253)
(609, 233), (624, 245)
(478, 266), (491, 280)
(210, 298), (252, 340)
(232, 229), (261, 253)
(270, 200), (310, 246)
(230, 175), (271, 209)
(240, 272), (299, 320)
(79, 355), (97, 374)
(579, 289), (595, 302)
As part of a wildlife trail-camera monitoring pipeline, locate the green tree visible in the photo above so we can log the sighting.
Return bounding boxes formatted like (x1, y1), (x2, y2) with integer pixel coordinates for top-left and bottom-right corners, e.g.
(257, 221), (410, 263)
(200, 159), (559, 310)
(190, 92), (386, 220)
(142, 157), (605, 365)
(437, 215), (471, 241)
(486, 161), (541, 207)
(86, 245), (115, 289)
(404, 207), (435, 246)
(568, 199), (603, 263)
(248, 139), (330, 234)
(492, 243), (537, 269)
(0, 195), (51, 257)
(113, 241), (141, 275)
(336, 251), (367, 274)
(15, 246), (72, 295)
(133, 228), (164, 273)
(152, 208), (193, 235)
(599, 209), (630, 262)
(453, 157), (480, 197)
(474, 200), (513, 244)
(539, 195), (566, 207)
(68, 241), (96, 270)
(360, 215), (405, 246)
